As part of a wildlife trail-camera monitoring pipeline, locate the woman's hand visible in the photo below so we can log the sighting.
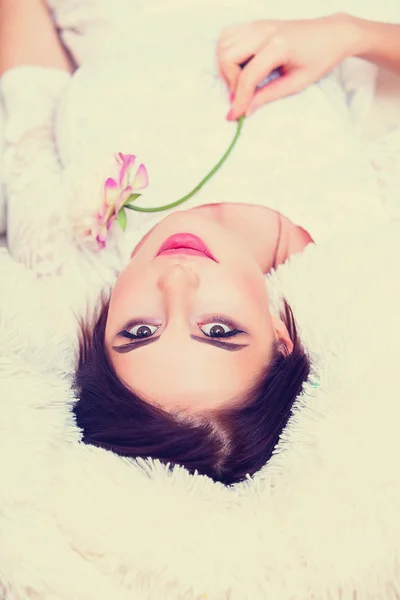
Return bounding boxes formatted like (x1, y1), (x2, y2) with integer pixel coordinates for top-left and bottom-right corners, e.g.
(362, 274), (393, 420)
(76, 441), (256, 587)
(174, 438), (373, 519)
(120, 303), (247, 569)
(217, 13), (363, 119)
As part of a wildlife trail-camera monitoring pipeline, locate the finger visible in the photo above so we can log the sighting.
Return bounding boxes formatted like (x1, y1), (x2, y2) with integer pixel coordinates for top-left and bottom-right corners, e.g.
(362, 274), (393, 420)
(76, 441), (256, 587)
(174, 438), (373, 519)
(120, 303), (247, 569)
(246, 70), (309, 115)
(218, 59), (242, 94)
(217, 32), (265, 93)
(218, 26), (248, 51)
(230, 48), (284, 118)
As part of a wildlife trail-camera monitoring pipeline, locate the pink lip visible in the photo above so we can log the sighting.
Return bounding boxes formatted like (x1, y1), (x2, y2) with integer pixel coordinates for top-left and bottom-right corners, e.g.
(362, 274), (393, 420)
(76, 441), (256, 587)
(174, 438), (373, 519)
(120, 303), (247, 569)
(156, 234), (217, 261)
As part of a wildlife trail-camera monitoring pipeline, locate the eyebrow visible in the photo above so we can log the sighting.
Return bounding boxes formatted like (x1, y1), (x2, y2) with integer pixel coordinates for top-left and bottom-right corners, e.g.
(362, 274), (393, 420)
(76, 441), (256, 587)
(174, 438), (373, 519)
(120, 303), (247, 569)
(112, 336), (160, 354)
(112, 335), (248, 354)
(189, 335), (248, 352)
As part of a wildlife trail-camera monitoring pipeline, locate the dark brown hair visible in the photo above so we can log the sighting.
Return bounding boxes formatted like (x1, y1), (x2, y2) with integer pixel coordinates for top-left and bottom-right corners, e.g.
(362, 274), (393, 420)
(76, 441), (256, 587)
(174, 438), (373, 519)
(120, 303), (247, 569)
(73, 296), (310, 485)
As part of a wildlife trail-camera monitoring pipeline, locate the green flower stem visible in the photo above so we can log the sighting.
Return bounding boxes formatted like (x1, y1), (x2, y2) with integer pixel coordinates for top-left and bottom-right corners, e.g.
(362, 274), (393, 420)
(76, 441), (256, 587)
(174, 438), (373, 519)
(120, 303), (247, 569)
(125, 116), (245, 213)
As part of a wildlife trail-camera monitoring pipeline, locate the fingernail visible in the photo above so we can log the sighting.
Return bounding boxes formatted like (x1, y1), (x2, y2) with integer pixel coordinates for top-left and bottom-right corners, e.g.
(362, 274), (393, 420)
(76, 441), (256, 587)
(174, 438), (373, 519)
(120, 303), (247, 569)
(226, 108), (235, 121)
(229, 91), (235, 103)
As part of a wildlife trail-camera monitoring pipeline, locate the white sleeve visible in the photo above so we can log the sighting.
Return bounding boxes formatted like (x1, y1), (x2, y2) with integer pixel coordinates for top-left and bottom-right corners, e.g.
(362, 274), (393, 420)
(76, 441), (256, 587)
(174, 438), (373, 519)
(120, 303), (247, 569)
(1, 66), (74, 276)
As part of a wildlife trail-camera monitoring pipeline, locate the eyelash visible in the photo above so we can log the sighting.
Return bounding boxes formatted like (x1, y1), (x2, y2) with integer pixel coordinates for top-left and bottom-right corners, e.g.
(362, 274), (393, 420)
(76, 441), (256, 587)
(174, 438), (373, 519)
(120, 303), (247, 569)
(207, 328), (243, 338)
(119, 319), (161, 340)
(119, 317), (246, 340)
(197, 316), (245, 338)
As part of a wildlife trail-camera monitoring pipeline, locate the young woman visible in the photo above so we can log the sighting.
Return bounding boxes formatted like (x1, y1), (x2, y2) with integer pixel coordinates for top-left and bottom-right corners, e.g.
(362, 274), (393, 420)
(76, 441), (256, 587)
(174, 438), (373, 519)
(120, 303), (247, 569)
(1, 0), (399, 484)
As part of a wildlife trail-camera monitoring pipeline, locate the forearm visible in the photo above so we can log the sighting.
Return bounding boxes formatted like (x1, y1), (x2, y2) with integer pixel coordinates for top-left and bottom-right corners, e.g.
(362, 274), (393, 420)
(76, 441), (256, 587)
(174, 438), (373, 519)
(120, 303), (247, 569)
(0, 0), (73, 76)
(348, 14), (400, 75)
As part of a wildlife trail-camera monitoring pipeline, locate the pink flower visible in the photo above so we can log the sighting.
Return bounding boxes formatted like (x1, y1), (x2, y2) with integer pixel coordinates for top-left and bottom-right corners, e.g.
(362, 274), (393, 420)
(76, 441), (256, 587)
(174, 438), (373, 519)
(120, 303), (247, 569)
(91, 153), (149, 249)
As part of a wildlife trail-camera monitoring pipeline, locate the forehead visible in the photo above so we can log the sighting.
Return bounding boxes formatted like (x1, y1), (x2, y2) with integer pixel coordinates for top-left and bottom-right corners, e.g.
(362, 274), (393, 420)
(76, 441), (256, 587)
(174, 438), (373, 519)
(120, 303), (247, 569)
(111, 339), (267, 413)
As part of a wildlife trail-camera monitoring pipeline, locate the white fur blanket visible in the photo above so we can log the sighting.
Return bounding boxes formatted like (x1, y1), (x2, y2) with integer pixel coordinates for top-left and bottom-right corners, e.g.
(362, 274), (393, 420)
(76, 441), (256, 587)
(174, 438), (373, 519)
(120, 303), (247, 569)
(1, 226), (400, 599)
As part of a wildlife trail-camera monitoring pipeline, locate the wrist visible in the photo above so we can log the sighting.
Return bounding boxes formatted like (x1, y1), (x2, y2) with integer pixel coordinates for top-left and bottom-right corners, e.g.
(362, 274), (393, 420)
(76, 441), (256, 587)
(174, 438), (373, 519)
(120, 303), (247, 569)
(326, 13), (374, 61)
(338, 13), (377, 60)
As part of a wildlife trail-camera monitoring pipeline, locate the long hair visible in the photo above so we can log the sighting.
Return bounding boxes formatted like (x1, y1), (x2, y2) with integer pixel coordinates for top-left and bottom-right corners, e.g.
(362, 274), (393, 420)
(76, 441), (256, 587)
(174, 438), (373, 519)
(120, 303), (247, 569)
(73, 297), (310, 485)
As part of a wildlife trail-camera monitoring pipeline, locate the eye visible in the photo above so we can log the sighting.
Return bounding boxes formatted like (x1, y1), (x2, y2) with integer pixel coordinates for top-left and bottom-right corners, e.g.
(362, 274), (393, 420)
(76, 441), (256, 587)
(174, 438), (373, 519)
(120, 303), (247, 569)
(199, 320), (244, 338)
(121, 323), (160, 339)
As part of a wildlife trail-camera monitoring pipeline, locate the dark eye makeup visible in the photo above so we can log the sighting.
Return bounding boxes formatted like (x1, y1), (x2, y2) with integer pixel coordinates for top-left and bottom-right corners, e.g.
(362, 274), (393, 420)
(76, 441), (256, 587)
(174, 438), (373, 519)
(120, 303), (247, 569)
(117, 316), (246, 341)
(118, 319), (161, 340)
(197, 316), (245, 339)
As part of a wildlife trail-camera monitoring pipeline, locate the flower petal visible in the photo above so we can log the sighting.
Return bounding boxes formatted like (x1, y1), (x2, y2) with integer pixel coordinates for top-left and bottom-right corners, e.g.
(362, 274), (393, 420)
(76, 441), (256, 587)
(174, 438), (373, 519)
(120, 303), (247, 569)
(115, 185), (133, 212)
(131, 164), (149, 191)
(117, 153), (136, 187)
(117, 153), (136, 166)
(103, 178), (119, 207)
(95, 223), (109, 249)
(101, 178), (120, 223)
(106, 214), (117, 230)
(104, 177), (118, 191)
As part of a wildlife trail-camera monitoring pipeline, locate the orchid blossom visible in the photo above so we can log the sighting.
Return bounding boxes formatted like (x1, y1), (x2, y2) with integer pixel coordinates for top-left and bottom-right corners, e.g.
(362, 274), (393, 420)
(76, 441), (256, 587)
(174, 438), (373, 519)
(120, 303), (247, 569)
(92, 153), (149, 249)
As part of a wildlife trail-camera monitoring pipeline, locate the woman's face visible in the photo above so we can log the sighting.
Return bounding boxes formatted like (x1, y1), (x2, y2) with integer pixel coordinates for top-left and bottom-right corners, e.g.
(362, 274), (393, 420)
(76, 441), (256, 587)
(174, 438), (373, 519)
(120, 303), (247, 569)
(105, 210), (292, 415)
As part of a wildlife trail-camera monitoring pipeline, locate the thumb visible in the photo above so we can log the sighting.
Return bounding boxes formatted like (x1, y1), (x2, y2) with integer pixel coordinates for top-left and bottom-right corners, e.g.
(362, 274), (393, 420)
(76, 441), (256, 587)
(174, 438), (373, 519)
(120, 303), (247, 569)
(246, 70), (309, 115)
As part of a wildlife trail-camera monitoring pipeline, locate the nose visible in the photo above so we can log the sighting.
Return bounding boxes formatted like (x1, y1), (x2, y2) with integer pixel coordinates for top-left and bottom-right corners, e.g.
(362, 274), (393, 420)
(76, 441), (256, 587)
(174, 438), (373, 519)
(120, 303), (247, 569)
(158, 263), (199, 292)
(157, 263), (199, 315)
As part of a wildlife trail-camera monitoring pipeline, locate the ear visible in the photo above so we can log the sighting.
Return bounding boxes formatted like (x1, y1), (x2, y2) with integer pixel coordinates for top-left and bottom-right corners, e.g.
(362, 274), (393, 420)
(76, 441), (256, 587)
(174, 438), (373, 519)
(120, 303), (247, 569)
(272, 316), (294, 354)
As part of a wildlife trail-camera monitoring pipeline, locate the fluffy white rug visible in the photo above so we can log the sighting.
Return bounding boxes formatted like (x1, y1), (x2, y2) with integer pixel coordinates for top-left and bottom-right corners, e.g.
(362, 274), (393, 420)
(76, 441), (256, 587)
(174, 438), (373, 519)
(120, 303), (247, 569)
(1, 225), (400, 599)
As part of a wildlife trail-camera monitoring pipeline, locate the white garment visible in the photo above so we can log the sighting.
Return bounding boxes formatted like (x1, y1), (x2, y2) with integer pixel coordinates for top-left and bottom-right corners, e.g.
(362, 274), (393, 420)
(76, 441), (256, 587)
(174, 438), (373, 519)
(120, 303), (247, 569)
(0, 1), (393, 290)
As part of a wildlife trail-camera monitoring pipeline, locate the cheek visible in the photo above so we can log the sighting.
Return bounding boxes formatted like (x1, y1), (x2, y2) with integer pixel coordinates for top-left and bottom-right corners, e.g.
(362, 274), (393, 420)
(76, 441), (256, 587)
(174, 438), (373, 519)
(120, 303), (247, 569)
(109, 271), (133, 310)
(209, 267), (269, 322)
(106, 264), (154, 341)
(232, 267), (268, 306)
(109, 262), (150, 315)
